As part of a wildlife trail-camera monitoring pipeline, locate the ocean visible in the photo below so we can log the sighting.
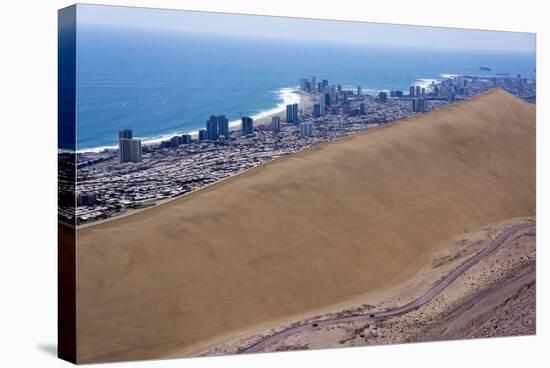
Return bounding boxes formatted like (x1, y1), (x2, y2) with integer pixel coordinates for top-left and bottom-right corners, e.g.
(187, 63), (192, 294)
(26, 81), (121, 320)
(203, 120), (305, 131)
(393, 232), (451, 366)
(76, 25), (536, 151)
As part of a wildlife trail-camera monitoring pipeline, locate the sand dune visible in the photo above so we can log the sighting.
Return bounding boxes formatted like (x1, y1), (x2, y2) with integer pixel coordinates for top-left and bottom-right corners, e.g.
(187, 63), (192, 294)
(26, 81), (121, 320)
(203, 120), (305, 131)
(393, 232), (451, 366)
(76, 89), (535, 362)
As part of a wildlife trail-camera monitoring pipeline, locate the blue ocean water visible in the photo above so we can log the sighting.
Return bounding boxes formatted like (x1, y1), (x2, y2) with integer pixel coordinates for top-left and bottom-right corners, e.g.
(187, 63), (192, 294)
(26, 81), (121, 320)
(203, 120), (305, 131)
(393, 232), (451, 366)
(76, 26), (536, 151)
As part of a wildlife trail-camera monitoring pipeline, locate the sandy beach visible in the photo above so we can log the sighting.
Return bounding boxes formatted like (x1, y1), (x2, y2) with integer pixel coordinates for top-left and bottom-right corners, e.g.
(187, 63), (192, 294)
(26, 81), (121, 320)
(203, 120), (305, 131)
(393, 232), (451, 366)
(165, 90), (316, 142)
(231, 90), (316, 130)
(75, 89), (535, 363)
(80, 89), (316, 152)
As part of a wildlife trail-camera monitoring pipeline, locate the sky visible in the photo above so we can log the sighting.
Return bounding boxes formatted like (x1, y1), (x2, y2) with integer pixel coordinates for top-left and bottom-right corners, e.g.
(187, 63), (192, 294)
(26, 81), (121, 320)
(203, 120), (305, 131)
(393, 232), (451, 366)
(76, 4), (536, 53)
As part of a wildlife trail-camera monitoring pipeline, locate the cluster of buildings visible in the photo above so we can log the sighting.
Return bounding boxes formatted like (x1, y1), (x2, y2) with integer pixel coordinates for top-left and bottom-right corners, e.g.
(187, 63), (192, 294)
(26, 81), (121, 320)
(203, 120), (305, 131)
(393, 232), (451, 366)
(161, 133), (192, 149)
(205, 115), (229, 141)
(63, 73), (535, 224)
(286, 103), (300, 123)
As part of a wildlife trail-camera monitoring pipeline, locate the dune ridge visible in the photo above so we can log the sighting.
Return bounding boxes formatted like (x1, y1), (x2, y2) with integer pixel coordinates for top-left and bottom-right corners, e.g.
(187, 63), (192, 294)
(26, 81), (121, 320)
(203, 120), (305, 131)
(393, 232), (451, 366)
(76, 89), (535, 362)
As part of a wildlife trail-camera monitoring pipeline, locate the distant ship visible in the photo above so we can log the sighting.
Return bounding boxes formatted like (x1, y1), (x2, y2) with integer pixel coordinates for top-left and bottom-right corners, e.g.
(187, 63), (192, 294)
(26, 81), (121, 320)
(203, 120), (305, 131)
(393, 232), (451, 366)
(479, 66), (492, 71)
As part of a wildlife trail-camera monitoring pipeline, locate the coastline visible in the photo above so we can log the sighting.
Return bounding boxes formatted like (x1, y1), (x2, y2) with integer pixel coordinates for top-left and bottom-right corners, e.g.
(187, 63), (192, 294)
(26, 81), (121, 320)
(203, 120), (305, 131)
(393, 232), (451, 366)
(72, 70), (537, 226)
(74, 72), (503, 153)
(74, 85), (535, 228)
(76, 88), (455, 230)
(77, 87), (312, 153)
(228, 89), (315, 131)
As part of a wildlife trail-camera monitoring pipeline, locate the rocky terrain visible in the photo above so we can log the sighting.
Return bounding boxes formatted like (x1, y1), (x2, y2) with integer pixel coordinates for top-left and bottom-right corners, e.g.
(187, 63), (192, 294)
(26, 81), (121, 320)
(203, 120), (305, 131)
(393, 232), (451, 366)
(201, 218), (536, 354)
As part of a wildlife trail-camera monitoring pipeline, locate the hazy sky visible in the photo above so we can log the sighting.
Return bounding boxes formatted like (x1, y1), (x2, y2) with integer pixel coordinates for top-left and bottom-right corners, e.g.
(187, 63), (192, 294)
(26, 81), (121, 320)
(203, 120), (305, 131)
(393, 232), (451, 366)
(76, 4), (535, 53)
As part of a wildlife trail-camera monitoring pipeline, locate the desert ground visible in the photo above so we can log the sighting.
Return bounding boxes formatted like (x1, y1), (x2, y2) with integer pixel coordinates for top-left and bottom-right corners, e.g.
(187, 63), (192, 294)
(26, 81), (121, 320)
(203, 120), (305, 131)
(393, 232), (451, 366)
(76, 89), (535, 363)
(203, 217), (535, 354)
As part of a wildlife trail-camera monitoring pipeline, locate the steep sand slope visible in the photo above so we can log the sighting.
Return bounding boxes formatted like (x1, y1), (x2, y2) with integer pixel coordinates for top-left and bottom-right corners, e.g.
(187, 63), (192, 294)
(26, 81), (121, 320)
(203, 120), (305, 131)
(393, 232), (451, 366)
(76, 89), (535, 362)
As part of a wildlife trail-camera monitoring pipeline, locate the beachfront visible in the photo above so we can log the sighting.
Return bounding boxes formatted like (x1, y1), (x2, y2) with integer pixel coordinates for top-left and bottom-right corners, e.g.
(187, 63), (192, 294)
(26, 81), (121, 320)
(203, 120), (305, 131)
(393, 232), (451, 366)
(63, 74), (535, 224)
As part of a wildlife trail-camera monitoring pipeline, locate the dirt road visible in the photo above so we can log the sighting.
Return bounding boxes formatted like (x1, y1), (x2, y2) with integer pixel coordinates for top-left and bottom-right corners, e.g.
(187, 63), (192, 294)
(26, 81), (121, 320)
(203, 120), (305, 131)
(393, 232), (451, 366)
(243, 222), (535, 353)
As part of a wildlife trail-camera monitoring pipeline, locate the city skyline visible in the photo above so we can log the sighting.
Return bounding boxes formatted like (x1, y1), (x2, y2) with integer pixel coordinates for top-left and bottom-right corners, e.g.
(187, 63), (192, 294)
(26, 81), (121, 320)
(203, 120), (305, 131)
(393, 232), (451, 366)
(70, 72), (535, 224)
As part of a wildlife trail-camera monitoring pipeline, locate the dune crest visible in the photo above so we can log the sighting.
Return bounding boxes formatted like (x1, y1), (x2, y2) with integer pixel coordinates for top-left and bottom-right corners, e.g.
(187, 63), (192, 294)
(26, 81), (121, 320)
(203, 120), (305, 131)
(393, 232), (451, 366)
(77, 89), (535, 362)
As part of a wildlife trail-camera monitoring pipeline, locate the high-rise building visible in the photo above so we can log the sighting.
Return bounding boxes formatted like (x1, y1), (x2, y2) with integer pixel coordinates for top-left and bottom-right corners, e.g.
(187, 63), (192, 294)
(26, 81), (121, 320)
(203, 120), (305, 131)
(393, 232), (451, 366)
(198, 129), (207, 142)
(311, 76), (316, 90)
(271, 116), (281, 133)
(337, 84), (342, 93)
(206, 115), (219, 141)
(378, 92), (388, 103)
(299, 122), (313, 137)
(241, 116), (253, 136)
(322, 79), (328, 88)
(360, 103), (366, 115)
(409, 86), (415, 97)
(118, 129), (142, 163)
(329, 85), (337, 100)
(318, 94), (325, 115)
(119, 138), (142, 163)
(395, 90), (404, 98)
(170, 135), (181, 148)
(217, 115), (229, 139)
(323, 93), (330, 107)
(205, 115), (229, 140)
(357, 85), (362, 96)
(119, 129), (133, 139)
(300, 78), (311, 91)
(421, 88), (426, 98)
(286, 104), (293, 123)
(313, 103), (321, 118)
(448, 91), (456, 103)
(130, 139), (142, 162)
(415, 85), (421, 98)
(286, 103), (299, 123)
(412, 98), (426, 113)
(181, 134), (192, 144)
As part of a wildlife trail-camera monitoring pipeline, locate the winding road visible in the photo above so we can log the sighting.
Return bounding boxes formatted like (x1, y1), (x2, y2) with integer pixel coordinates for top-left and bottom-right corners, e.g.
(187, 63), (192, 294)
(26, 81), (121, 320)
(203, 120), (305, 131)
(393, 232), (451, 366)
(242, 222), (535, 353)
